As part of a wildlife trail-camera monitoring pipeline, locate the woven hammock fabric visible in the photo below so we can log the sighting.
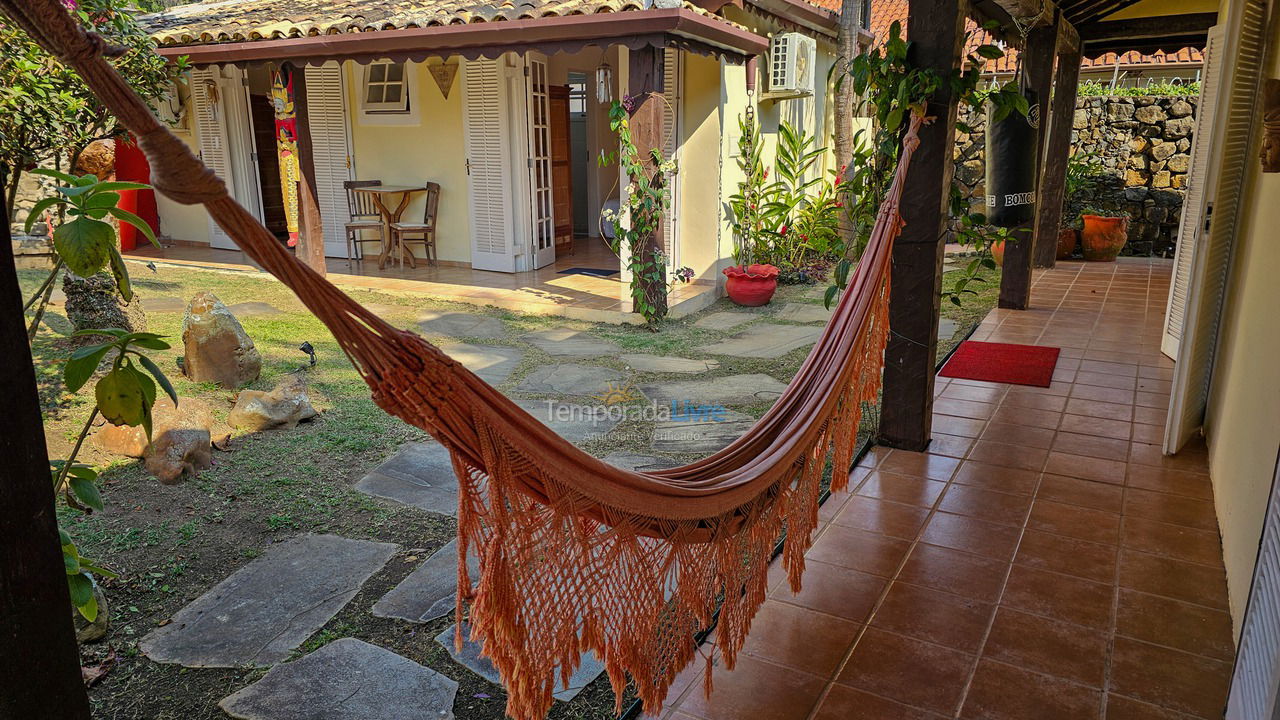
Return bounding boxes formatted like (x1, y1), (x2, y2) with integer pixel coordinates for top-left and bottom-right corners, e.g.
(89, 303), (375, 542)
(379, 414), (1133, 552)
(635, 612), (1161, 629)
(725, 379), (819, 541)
(2, 3), (927, 717)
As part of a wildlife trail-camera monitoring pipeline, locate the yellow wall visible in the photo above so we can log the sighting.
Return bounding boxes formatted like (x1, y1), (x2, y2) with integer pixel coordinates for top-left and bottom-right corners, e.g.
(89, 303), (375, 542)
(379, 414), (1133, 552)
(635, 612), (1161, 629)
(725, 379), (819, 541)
(678, 52), (726, 280)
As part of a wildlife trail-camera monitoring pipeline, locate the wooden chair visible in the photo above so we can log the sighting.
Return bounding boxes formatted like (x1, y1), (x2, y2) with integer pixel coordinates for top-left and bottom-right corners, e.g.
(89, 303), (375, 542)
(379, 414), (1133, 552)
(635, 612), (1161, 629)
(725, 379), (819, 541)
(390, 182), (440, 267)
(344, 179), (384, 263)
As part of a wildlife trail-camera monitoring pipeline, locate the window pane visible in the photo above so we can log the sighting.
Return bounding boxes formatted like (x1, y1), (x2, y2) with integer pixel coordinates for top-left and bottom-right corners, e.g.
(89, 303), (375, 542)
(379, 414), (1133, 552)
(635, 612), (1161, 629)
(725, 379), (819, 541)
(386, 63), (404, 82)
(366, 85), (384, 104)
(369, 63), (387, 82)
(384, 84), (401, 103)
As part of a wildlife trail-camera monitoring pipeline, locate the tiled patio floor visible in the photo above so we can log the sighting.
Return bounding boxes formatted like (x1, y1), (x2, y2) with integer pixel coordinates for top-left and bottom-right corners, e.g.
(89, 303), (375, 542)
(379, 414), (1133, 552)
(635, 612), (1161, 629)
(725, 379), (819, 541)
(655, 258), (1235, 720)
(124, 236), (716, 323)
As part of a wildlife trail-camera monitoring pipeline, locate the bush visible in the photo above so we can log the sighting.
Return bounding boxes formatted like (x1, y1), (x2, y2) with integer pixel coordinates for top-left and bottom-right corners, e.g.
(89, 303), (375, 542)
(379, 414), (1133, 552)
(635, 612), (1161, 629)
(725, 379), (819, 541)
(1078, 80), (1201, 98)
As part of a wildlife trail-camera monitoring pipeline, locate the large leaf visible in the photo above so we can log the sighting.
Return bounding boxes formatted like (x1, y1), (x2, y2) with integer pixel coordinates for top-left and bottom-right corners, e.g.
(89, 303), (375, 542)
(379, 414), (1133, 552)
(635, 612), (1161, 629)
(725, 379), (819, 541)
(93, 181), (151, 193)
(69, 475), (104, 512)
(67, 573), (96, 621)
(108, 207), (159, 247)
(137, 353), (178, 406)
(95, 365), (148, 428)
(53, 216), (114, 278)
(106, 243), (133, 302)
(23, 196), (64, 234)
(30, 167), (79, 185)
(64, 342), (114, 393)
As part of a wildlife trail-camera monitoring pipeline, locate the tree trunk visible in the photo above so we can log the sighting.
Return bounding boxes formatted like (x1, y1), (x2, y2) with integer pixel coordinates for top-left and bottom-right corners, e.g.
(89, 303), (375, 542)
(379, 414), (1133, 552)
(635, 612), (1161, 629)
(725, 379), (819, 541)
(834, 0), (862, 250)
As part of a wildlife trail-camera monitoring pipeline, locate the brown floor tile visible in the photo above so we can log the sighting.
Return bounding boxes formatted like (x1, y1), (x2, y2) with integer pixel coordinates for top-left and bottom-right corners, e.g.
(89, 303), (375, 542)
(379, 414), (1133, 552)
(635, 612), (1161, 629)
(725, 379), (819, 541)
(807, 524), (912, 578)
(922, 512), (1022, 561)
(941, 383), (1007, 404)
(1132, 405), (1168, 426)
(831, 496), (931, 540)
(1136, 392), (1170, 410)
(962, 659), (1102, 719)
(857, 472), (947, 508)
(1079, 359), (1139, 377)
(1115, 589), (1234, 661)
(835, 628), (974, 715)
(1053, 431), (1132, 461)
(1126, 465), (1213, 500)
(1043, 451), (1128, 484)
(1104, 694), (1190, 720)
(932, 397), (998, 421)
(983, 606), (1109, 687)
(926, 433), (975, 458)
(1027, 500), (1121, 545)
(898, 543), (1010, 603)
(1066, 398), (1135, 421)
(938, 484), (1035, 527)
(965, 439), (1049, 472)
(812, 684), (947, 720)
(1131, 422), (1165, 443)
(1037, 475), (1125, 513)
(738, 601), (861, 677)
(933, 414), (988, 438)
(991, 404), (1063, 430)
(1127, 443), (1210, 474)
(870, 581), (994, 653)
(980, 421), (1057, 449)
(1120, 518), (1223, 566)
(1123, 488), (1218, 531)
(1075, 371), (1138, 390)
(952, 461), (1040, 495)
(1058, 414), (1133, 441)
(1015, 530), (1118, 583)
(678, 654), (825, 720)
(1117, 550), (1229, 610)
(773, 560), (886, 622)
(1109, 637), (1231, 719)
(818, 488), (853, 522)
(1001, 389), (1068, 412)
(1001, 565), (1114, 630)
(1070, 383), (1136, 404)
(875, 452), (962, 482)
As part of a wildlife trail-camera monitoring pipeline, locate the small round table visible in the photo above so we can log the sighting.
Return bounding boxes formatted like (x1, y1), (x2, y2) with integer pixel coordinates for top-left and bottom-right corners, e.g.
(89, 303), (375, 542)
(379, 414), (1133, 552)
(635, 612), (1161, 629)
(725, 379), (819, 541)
(352, 184), (432, 269)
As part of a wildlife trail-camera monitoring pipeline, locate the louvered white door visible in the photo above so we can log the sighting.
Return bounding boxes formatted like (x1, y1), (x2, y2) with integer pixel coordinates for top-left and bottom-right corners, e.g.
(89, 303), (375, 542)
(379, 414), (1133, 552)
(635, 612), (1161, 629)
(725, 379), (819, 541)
(463, 58), (517, 273)
(1227, 453), (1280, 719)
(304, 63), (354, 257)
(1162, 29), (1223, 359)
(1165, 1), (1268, 454)
(661, 47), (682, 268)
(190, 68), (237, 249)
(527, 53), (556, 270)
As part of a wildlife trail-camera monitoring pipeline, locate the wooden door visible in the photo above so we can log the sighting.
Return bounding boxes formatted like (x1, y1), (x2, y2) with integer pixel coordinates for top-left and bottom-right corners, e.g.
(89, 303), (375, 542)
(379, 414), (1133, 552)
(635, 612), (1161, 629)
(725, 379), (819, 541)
(549, 85), (573, 257)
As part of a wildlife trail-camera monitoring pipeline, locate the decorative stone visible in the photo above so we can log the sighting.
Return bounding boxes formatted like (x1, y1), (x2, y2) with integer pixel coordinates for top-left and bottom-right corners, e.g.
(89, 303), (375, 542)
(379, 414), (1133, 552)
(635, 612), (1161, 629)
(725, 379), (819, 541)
(1150, 141), (1177, 162)
(182, 291), (262, 389)
(1105, 102), (1134, 120)
(511, 397), (623, 444)
(140, 535), (397, 667)
(698, 323), (821, 359)
(1169, 99), (1194, 118)
(619, 354), (719, 374)
(63, 272), (146, 336)
(436, 623), (605, 702)
(1134, 105), (1167, 124)
(95, 396), (215, 457)
(439, 343), (524, 384)
(1152, 171), (1172, 189)
(76, 139), (115, 180)
(219, 639), (458, 720)
(228, 375), (318, 432)
(514, 364), (628, 397)
(937, 317), (959, 341)
(1072, 109), (1089, 129)
(601, 453), (680, 472)
(144, 428), (213, 485)
(693, 311), (754, 331)
(1166, 153), (1191, 174)
(355, 442), (459, 515)
(418, 311), (507, 339)
(774, 303), (833, 324)
(520, 327), (620, 356)
(653, 410), (755, 454)
(372, 539), (481, 623)
(1164, 117), (1195, 139)
(638, 373), (787, 407)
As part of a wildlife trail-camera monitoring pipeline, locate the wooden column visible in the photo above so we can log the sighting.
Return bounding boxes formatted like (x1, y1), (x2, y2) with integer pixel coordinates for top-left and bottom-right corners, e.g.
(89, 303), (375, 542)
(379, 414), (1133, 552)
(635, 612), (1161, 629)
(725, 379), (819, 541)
(1032, 28), (1083, 268)
(290, 64), (327, 276)
(0, 165), (92, 720)
(998, 22), (1055, 309)
(877, 0), (968, 451)
(626, 46), (668, 317)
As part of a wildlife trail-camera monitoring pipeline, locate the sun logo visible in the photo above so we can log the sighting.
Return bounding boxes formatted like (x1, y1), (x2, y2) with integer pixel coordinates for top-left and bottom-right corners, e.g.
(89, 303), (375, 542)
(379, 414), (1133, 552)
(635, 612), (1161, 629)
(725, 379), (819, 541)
(594, 382), (637, 406)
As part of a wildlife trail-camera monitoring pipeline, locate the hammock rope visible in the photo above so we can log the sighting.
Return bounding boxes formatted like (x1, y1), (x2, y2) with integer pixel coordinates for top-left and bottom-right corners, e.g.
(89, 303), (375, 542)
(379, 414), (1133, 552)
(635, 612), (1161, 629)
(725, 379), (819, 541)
(2, 3), (928, 717)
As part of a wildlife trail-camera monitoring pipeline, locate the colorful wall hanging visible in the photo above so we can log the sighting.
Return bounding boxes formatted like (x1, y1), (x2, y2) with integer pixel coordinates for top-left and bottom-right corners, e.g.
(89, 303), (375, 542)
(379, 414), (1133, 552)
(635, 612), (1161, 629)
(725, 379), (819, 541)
(271, 67), (301, 246)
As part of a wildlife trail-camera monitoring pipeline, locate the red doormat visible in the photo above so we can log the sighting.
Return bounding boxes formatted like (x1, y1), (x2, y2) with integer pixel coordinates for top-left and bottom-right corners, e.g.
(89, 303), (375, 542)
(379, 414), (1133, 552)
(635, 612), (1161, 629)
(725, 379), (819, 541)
(939, 341), (1061, 387)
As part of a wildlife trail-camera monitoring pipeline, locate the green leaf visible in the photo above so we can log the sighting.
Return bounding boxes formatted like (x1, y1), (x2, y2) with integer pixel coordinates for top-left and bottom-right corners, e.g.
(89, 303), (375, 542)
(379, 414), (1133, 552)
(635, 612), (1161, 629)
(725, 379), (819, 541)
(886, 107), (904, 132)
(68, 573), (95, 621)
(976, 45), (1004, 60)
(69, 475), (104, 512)
(109, 207), (159, 248)
(73, 328), (127, 338)
(84, 191), (121, 210)
(823, 284), (839, 310)
(95, 365), (148, 428)
(92, 181), (151, 193)
(53, 216), (114, 278)
(64, 343), (113, 393)
(31, 168), (79, 184)
(23, 197), (64, 234)
(107, 242), (133, 302)
(63, 547), (80, 574)
(136, 353), (178, 406)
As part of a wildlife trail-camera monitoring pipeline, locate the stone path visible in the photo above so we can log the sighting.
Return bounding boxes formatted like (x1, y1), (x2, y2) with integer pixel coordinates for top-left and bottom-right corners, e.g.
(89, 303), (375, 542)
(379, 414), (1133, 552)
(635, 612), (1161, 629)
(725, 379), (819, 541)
(698, 323), (821, 359)
(511, 397), (622, 444)
(354, 442), (459, 516)
(601, 453), (680, 472)
(693, 311), (755, 331)
(520, 327), (620, 356)
(139, 534), (397, 667)
(515, 364), (627, 397)
(419, 311), (507, 339)
(227, 301), (283, 318)
(619, 354), (720, 374)
(652, 411), (755, 454)
(773, 303), (832, 324)
(439, 342), (524, 385)
(218, 638), (458, 720)
(141, 296), (186, 313)
(938, 316), (960, 341)
(372, 539), (481, 624)
(436, 623), (605, 703)
(638, 373), (787, 407)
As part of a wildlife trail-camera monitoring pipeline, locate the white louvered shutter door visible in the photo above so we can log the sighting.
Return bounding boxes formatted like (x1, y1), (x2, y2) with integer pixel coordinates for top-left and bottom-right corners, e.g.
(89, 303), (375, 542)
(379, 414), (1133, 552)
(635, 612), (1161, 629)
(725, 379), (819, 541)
(304, 63), (353, 257)
(1227, 457), (1280, 719)
(661, 47), (682, 267)
(1162, 29), (1223, 359)
(190, 68), (236, 249)
(463, 58), (517, 272)
(1164, 1), (1268, 453)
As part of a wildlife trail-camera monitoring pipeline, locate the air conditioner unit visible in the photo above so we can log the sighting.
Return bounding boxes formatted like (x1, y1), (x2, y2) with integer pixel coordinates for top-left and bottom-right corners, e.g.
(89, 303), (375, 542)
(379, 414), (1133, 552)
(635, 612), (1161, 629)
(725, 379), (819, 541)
(768, 33), (816, 99)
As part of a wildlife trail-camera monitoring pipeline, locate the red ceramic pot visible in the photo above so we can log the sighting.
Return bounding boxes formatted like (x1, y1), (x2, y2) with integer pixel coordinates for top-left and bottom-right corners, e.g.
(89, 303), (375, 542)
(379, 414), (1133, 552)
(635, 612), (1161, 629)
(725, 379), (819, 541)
(1081, 215), (1128, 262)
(1057, 228), (1078, 260)
(723, 264), (779, 307)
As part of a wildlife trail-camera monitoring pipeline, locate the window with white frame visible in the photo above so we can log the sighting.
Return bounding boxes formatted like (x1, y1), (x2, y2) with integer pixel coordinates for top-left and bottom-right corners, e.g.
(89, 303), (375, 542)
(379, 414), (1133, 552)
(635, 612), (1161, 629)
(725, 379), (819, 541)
(362, 61), (410, 113)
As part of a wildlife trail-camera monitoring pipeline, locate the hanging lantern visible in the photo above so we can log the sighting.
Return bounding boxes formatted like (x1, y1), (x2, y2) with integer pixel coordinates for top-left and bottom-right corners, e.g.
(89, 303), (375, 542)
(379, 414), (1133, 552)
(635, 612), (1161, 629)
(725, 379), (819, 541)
(984, 89), (1039, 228)
(596, 62), (613, 104)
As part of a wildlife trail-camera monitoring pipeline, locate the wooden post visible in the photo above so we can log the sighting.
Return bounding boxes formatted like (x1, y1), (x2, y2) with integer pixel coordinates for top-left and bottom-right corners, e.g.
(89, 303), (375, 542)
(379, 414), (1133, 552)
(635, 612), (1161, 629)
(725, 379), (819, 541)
(877, 0), (968, 451)
(1032, 28), (1083, 268)
(626, 46), (668, 318)
(998, 22), (1055, 309)
(291, 64), (328, 276)
(0, 165), (93, 720)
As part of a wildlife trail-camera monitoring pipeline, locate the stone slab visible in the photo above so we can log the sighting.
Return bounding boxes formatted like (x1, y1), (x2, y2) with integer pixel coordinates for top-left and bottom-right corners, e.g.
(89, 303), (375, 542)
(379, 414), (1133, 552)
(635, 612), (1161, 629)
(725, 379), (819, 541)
(439, 343), (524, 385)
(653, 411), (755, 454)
(419, 311), (507, 339)
(619, 354), (720, 374)
(436, 623), (605, 702)
(226, 301), (283, 318)
(372, 539), (481, 624)
(637, 373), (787, 407)
(698, 323), (821, 359)
(355, 442), (459, 516)
(693, 311), (755, 331)
(510, 397), (623, 444)
(937, 317), (960, 341)
(141, 296), (187, 313)
(520, 327), (620, 356)
(140, 535), (397, 667)
(515, 364), (626, 397)
(601, 453), (681, 472)
(219, 638), (458, 720)
(773, 303), (832, 324)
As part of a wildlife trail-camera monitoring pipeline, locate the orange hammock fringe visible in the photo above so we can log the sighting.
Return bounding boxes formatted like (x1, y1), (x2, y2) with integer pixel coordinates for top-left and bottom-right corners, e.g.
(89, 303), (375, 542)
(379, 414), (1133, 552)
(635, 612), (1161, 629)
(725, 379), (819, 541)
(2, 3), (929, 717)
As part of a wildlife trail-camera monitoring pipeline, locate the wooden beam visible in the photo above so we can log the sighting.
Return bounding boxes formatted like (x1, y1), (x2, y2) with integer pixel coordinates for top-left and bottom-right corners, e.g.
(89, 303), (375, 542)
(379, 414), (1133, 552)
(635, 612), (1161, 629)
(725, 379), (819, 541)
(1032, 34), (1084, 269)
(0, 165), (93, 720)
(990, 0), (1056, 26)
(626, 46), (668, 318)
(877, 0), (968, 452)
(290, 64), (328, 277)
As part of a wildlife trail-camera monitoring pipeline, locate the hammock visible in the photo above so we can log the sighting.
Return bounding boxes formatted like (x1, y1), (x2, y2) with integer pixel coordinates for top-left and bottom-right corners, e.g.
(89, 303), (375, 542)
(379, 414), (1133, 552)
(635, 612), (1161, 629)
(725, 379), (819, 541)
(4, 3), (927, 717)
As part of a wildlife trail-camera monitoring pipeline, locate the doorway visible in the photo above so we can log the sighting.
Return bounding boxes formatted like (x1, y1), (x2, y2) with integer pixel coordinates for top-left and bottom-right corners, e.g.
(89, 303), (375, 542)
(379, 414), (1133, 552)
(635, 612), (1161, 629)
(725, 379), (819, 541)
(567, 72), (590, 239)
(247, 93), (289, 242)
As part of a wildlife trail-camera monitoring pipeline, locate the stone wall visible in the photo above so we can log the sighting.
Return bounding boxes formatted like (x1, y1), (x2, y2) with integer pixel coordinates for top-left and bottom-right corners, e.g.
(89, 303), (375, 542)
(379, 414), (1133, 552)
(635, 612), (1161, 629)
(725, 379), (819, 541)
(953, 95), (1198, 257)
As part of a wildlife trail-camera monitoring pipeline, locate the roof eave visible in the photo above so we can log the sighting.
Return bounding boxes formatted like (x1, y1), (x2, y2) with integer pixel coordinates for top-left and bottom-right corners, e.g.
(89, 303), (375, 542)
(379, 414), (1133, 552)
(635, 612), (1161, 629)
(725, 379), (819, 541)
(742, 0), (839, 36)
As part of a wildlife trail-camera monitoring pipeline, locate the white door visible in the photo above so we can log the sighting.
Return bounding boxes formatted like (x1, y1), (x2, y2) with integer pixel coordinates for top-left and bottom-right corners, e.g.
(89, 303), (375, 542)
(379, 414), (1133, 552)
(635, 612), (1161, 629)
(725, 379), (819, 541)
(1226, 451), (1280, 719)
(463, 57), (518, 273)
(221, 71), (265, 229)
(661, 47), (682, 269)
(526, 53), (556, 269)
(304, 62), (354, 258)
(190, 67), (238, 250)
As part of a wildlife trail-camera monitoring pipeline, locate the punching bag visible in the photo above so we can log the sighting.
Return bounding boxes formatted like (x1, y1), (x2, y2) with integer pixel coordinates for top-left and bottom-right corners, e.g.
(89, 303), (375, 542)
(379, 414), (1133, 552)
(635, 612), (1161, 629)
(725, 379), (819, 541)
(984, 90), (1039, 227)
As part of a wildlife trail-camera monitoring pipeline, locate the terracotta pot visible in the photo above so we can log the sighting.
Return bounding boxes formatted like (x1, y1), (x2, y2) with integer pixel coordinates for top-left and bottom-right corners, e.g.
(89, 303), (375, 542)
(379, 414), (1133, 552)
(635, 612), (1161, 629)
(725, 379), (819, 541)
(990, 240), (1005, 267)
(1080, 215), (1128, 262)
(723, 264), (779, 307)
(1056, 228), (1078, 260)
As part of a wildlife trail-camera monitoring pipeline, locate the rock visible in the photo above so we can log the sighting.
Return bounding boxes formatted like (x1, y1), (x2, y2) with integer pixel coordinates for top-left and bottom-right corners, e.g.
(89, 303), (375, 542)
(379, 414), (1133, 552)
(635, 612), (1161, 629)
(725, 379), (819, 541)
(619, 354), (719, 374)
(1128, 137), (1149, 153)
(438, 342), (524, 384)
(95, 396), (217, 458)
(63, 272), (146, 336)
(1133, 105), (1167, 124)
(141, 296), (187, 313)
(653, 410), (755, 454)
(143, 429), (212, 485)
(1166, 153), (1191, 174)
(515, 364), (629, 398)
(181, 292), (262, 389)
(228, 375), (317, 432)
(76, 140), (115, 180)
(418, 311), (507, 339)
(1168, 99), (1194, 118)
(1072, 109), (1089, 129)
(774, 303), (833, 324)
(355, 441), (460, 515)
(1164, 117), (1195, 139)
(520, 327), (620, 357)
(693, 311), (755, 331)
(601, 453), (680, 472)
(1150, 142), (1177, 162)
(1125, 169), (1148, 187)
(510, 397), (624, 444)
(372, 539), (481, 623)
(1176, 138), (1191, 152)
(1152, 171), (1172, 189)
(1124, 187), (1150, 202)
(73, 583), (110, 643)
(1126, 154), (1148, 171)
(1106, 102), (1134, 120)
(436, 623), (605, 703)
(638, 373), (787, 407)
(225, 301), (282, 318)
(1171, 174), (1187, 189)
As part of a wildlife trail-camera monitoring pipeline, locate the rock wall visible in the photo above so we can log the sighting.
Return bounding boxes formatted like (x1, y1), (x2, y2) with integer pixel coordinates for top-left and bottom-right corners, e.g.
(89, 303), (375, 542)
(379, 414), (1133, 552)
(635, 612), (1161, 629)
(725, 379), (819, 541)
(953, 95), (1198, 257)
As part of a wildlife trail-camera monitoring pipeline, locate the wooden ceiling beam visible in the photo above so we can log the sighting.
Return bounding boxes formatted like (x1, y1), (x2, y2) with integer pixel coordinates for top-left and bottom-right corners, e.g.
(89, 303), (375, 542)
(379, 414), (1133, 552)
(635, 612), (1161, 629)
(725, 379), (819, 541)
(1079, 12), (1216, 42)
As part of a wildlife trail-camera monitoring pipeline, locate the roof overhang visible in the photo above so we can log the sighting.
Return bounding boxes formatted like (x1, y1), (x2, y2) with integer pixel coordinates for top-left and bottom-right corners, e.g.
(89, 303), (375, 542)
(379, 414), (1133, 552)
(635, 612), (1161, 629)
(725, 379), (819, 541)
(155, 8), (768, 66)
(739, 0), (840, 37)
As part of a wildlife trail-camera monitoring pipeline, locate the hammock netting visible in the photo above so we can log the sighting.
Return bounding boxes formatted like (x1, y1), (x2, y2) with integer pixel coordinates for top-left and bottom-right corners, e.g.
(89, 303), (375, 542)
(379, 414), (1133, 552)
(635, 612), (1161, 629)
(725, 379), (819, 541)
(4, 3), (927, 717)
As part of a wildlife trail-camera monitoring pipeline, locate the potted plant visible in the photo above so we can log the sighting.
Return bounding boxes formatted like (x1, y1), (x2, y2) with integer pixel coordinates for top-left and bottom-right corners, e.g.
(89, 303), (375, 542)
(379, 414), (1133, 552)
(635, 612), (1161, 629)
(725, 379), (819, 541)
(725, 113), (781, 306)
(1059, 151), (1104, 261)
(723, 264), (780, 306)
(1080, 206), (1129, 262)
